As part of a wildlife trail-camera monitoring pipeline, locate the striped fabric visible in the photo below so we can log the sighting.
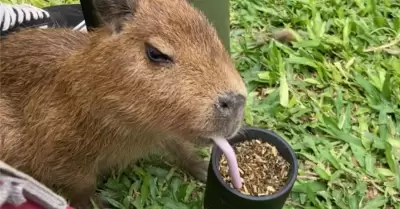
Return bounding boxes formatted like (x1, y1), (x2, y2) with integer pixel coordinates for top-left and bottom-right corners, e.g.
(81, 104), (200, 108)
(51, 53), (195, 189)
(0, 3), (86, 37)
(0, 161), (72, 209)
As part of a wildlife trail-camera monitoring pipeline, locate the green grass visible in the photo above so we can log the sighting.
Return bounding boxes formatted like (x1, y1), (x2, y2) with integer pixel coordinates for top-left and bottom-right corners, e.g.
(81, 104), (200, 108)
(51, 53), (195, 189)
(2, 0), (400, 208)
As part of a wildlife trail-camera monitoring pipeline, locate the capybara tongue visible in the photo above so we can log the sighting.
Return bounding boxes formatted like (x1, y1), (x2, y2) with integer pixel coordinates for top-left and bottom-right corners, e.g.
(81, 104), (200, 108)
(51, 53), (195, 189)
(213, 137), (242, 189)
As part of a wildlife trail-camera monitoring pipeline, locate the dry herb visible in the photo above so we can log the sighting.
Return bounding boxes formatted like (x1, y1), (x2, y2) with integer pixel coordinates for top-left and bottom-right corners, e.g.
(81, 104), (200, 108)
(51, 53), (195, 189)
(219, 139), (290, 196)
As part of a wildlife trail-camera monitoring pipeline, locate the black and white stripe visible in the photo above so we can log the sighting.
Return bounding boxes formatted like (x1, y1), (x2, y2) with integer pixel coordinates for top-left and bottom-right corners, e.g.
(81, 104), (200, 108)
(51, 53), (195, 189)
(0, 3), (50, 32)
(0, 2), (86, 36)
(73, 20), (87, 32)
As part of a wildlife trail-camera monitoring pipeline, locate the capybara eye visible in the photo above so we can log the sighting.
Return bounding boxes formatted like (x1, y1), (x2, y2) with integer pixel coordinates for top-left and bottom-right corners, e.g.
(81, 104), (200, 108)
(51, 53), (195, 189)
(145, 43), (173, 64)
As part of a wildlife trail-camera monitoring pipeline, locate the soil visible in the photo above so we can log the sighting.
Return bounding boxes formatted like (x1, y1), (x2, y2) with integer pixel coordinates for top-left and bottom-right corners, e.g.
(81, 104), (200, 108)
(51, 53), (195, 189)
(219, 139), (290, 196)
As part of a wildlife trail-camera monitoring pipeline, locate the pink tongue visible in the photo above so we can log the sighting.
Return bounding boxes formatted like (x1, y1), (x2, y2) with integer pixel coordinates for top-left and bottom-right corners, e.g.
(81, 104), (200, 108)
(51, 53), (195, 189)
(213, 137), (242, 189)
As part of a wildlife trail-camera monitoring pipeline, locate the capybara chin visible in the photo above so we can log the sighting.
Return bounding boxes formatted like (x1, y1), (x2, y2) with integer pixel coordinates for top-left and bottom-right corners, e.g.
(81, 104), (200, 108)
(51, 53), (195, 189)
(0, 0), (247, 207)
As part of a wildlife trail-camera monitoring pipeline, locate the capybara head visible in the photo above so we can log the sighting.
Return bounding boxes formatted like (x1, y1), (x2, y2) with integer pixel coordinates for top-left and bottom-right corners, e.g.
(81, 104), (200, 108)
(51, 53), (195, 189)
(91, 0), (247, 142)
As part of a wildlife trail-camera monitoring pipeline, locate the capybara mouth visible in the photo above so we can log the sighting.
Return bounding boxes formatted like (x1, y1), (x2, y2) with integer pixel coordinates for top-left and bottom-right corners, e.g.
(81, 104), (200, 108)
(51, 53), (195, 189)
(212, 111), (244, 140)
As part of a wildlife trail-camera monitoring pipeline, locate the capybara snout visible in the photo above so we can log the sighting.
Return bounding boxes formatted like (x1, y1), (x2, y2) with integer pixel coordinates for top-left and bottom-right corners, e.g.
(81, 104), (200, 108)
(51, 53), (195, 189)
(213, 92), (246, 138)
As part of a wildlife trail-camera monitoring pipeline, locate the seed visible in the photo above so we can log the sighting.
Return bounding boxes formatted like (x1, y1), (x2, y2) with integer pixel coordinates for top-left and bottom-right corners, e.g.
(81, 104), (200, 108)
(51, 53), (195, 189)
(218, 139), (290, 196)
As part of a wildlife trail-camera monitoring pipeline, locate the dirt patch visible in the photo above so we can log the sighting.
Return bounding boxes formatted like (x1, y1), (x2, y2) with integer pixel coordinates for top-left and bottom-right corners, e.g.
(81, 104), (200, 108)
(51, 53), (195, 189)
(219, 139), (290, 196)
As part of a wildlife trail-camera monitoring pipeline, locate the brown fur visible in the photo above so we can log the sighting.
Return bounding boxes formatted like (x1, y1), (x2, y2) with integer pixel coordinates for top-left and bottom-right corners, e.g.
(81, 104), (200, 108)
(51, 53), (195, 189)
(0, 0), (246, 208)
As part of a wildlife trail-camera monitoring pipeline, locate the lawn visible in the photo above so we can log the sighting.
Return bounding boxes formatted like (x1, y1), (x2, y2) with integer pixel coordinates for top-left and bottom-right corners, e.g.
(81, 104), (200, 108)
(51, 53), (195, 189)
(2, 0), (399, 209)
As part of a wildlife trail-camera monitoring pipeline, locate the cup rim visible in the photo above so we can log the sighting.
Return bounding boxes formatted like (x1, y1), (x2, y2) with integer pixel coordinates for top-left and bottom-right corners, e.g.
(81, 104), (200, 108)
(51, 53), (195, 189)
(210, 126), (298, 201)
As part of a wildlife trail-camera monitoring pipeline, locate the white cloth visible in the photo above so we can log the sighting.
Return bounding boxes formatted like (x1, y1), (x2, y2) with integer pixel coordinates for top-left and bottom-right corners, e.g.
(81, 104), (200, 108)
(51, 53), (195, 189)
(0, 161), (68, 209)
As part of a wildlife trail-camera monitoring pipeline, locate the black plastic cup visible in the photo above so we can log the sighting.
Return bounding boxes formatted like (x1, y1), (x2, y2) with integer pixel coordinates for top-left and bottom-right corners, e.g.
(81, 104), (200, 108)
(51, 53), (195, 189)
(203, 126), (298, 209)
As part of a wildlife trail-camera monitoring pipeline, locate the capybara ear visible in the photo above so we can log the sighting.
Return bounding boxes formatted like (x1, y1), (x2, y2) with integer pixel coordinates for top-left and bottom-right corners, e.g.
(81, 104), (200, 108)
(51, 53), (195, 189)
(93, 0), (137, 33)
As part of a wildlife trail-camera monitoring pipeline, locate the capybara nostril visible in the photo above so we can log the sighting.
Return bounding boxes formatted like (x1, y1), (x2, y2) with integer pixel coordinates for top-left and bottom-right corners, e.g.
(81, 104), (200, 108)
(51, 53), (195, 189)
(216, 92), (246, 116)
